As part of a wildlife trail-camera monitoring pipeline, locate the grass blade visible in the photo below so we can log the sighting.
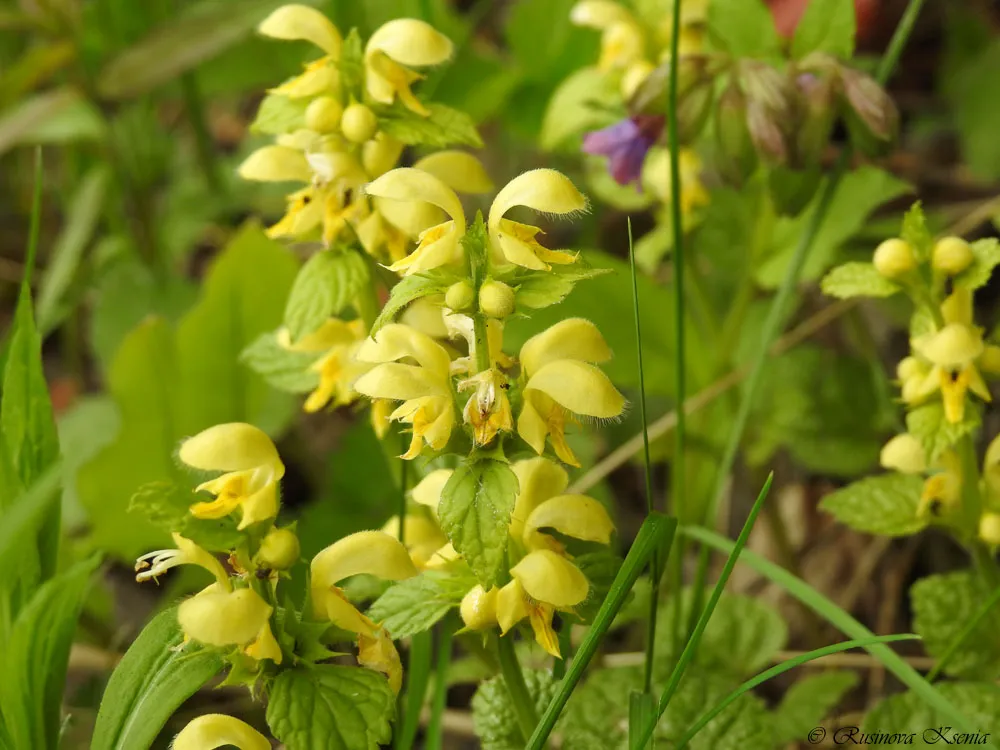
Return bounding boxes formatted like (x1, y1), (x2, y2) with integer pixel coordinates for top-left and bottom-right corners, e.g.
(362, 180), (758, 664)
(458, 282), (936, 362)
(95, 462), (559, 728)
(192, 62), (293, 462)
(425, 619), (456, 750)
(394, 629), (432, 750)
(526, 512), (678, 750)
(676, 634), (918, 748)
(635, 474), (773, 750)
(629, 691), (656, 750)
(684, 525), (995, 747)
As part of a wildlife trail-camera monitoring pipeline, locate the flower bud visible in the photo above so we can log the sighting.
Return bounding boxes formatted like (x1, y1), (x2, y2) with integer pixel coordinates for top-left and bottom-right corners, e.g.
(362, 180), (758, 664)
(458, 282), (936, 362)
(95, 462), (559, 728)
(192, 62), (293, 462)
(341, 103), (378, 143)
(879, 434), (926, 475)
(747, 99), (789, 165)
(792, 71), (836, 167)
(714, 83), (756, 184)
(362, 133), (404, 178)
(896, 356), (924, 381)
(256, 527), (300, 570)
(628, 56), (709, 117)
(841, 67), (899, 153)
(979, 512), (1000, 545)
(980, 345), (1000, 375)
(872, 238), (916, 279)
(932, 236), (974, 276)
(445, 280), (475, 311)
(305, 96), (344, 133)
(675, 78), (715, 143)
(479, 279), (515, 319)
(460, 585), (498, 630)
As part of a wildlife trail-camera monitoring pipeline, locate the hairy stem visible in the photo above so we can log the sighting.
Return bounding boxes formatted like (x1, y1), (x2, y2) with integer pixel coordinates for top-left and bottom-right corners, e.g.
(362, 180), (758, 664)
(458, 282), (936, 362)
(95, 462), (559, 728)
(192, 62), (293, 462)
(496, 634), (540, 744)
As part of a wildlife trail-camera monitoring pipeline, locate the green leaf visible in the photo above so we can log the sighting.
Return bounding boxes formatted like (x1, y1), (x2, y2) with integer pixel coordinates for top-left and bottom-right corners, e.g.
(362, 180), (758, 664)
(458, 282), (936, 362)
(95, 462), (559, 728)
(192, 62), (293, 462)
(79, 225), (298, 560)
(472, 669), (558, 750)
(906, 401), (980, 464)
(250, 94), (310, 135)
(912, 570), (1000, 680)
(756, 166), (911, 288)
(821, 261), (901, 299)
(900, 201), (933, 259)
(91, 608), (224, 750)
(707, 0), (782, 58)
(772, 671), (859, 745)
(370, 273), (451, 337)
(0, 88), (92, 157)
(337, 29), (365, 98)
(241, 329), (320, 393)
(0, 466), (61, 609)
(790, 0), (856, 59)
(863, 682), (1000, 747)
(285, 249), (370, 343)
(955, 237), (1000, 291)
(367, 572), (469, 639)
(820, 473), (926, 537)
(97, 0), (297, 99)
(539, 67), (619, 151)
(656, 590), (788, 679)
(508, 264), (613, 311)
(748, 346), (892, 477)
(947, 39), (1000, 181)
(376, 102), (483, 148)
(438, 459), (518, 586)
(36, 166), (109, 333)
(129, 480), (244, 552)
(0, 556), (100, 750)
(266, 665), (396, 750)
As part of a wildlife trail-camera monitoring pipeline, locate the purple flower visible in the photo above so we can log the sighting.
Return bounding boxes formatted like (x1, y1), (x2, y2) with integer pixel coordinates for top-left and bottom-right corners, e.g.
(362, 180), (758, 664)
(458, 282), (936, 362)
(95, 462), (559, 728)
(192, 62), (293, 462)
(582, 115), (664, 186)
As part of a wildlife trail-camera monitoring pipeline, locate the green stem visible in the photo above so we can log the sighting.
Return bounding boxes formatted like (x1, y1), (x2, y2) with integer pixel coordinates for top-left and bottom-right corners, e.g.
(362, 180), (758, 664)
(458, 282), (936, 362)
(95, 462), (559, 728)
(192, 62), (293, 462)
(425, 622), (456, 750)
(472, 313), (491, 373)
(496, 634), (539, 745)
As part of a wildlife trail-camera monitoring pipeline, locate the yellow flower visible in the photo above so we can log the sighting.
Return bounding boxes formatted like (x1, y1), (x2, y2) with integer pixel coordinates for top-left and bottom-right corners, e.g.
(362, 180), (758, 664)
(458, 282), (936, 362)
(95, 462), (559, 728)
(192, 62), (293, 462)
(642, 148), (710, 222)
(311, 530), (418, 691)
(365, 19), (454, 116)
(367, 167), (584, 274)
(879, 434), (927, 475)
(178, 584), (282, 664)
(172, 714), (270, 750)
(353, 324), (457, 459)
(517, 319), (626, 466)
(496, 549), (589, 658)
(180, 423), (285, 530)
(459, 368), (513, 446)
(134, 532), (229, 586)
(411, 468), (453, 512)
(919, 450), (962, 520)
(486, 169), (587, 270)
(259, 4), (342, 98)
(280, 318), (369, 412)
(510, 458), (569, 541)
(909, 289), (992, 423)
(239, 144), (369, 247)
(460, 585), (499, 631)
(570, 1), (645, 71)
(520, 493), (614, 552)
(381, 513), (448, 568)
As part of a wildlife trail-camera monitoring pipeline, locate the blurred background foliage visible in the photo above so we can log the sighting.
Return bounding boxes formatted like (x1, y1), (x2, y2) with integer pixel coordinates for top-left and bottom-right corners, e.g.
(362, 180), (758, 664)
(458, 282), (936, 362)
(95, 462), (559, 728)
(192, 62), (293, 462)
(4, 0), (1000, 745)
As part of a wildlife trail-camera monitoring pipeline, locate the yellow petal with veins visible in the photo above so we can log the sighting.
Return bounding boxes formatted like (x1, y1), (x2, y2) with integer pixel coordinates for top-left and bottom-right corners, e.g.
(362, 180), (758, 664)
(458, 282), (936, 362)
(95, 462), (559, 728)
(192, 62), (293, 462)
(355, 323), (453, 376)
(353, 363), (445, 401)
(496, 579), (530, 634)
(510, 550), (589, 608)
(366, 167), (466, 230)
(258, 4), (342, 56)
(172, 714), (270, 750)
(179, 423), (283, 475)
(526, 360), (625, 419)
(238, 145), (311, 183)
(523, 494), (614, 548)
(413, 151), (493, 194)
(488, 169), (587, 232)
(519, 318), (612, 376)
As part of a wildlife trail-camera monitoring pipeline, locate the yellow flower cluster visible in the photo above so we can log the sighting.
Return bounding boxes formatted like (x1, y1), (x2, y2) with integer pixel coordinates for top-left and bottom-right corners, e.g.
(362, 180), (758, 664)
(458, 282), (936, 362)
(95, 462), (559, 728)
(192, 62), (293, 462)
(239, 4), (491, 257)
(389, 457), (614, 657)
(134, 422), (416, 691)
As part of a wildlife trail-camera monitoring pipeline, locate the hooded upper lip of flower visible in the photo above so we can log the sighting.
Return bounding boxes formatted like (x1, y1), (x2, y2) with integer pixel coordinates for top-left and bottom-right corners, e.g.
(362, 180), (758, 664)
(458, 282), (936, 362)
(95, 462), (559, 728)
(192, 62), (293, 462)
(352, 323), (457, 459)
(178, 583), (283, 664)
(516, 318), (626, 467)
(179, 423), (285, 530)
(364, 19), (455, 116)
(310, 530), (418, 691)
(366, 166), (587, 274)
(172, 714), (271, 750)
(259, 4), (343, 98)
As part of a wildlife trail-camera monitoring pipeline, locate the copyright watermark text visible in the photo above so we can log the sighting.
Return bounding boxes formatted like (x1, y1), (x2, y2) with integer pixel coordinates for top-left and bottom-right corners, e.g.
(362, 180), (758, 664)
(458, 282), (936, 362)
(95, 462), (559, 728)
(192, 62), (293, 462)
(807, 726), (992, 745)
